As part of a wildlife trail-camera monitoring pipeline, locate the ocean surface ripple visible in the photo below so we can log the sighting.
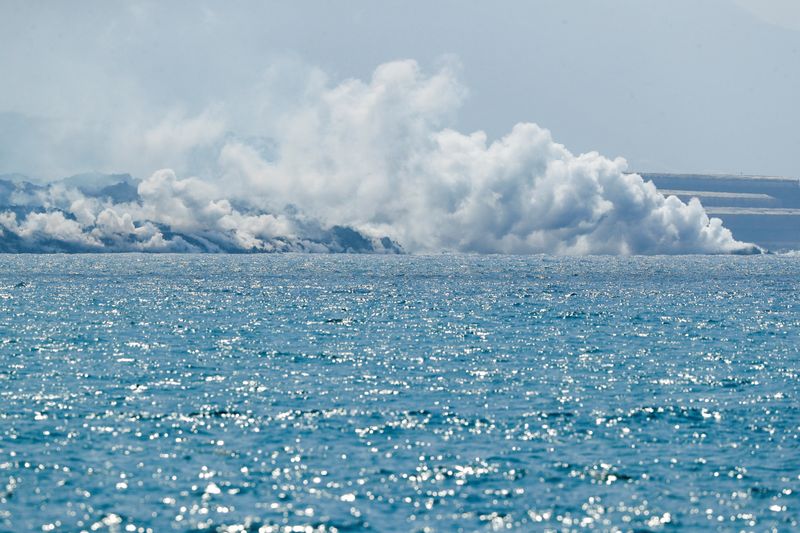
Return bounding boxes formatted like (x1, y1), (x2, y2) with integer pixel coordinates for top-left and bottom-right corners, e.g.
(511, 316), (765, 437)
(0, 254), (798, 531)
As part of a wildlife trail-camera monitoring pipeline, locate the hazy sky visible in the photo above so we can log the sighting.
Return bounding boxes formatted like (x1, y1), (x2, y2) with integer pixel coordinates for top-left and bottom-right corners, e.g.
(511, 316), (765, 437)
(1, 0), (799, 180)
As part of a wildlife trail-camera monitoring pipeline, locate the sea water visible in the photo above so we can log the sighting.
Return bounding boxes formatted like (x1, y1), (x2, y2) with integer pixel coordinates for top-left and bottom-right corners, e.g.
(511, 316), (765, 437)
(0, 254), (798, 531)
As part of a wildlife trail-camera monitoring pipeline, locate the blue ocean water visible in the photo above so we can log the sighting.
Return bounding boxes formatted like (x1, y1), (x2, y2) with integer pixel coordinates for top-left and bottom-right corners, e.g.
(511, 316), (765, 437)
(0, 254), (798, 532)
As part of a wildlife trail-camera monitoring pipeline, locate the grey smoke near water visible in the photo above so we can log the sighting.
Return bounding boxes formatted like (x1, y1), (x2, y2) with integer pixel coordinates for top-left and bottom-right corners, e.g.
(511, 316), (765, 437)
(0, 60), (759, 254)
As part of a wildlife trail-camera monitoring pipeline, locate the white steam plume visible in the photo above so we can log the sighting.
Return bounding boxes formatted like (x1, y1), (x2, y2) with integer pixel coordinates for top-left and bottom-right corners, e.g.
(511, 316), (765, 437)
(0, 60), (758, 254)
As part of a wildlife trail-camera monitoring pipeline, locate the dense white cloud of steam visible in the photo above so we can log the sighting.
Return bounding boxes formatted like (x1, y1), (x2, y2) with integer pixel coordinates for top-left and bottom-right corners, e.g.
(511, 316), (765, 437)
(0, 60), (757, 254)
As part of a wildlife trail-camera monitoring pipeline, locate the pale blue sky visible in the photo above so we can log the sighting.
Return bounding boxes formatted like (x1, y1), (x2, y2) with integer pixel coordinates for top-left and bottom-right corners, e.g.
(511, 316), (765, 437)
(1, 0), (799, 179)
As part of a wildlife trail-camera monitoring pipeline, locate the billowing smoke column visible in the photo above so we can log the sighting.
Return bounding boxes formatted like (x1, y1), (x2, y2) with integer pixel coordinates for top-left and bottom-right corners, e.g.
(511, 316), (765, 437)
(0, 60), (759, 254)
